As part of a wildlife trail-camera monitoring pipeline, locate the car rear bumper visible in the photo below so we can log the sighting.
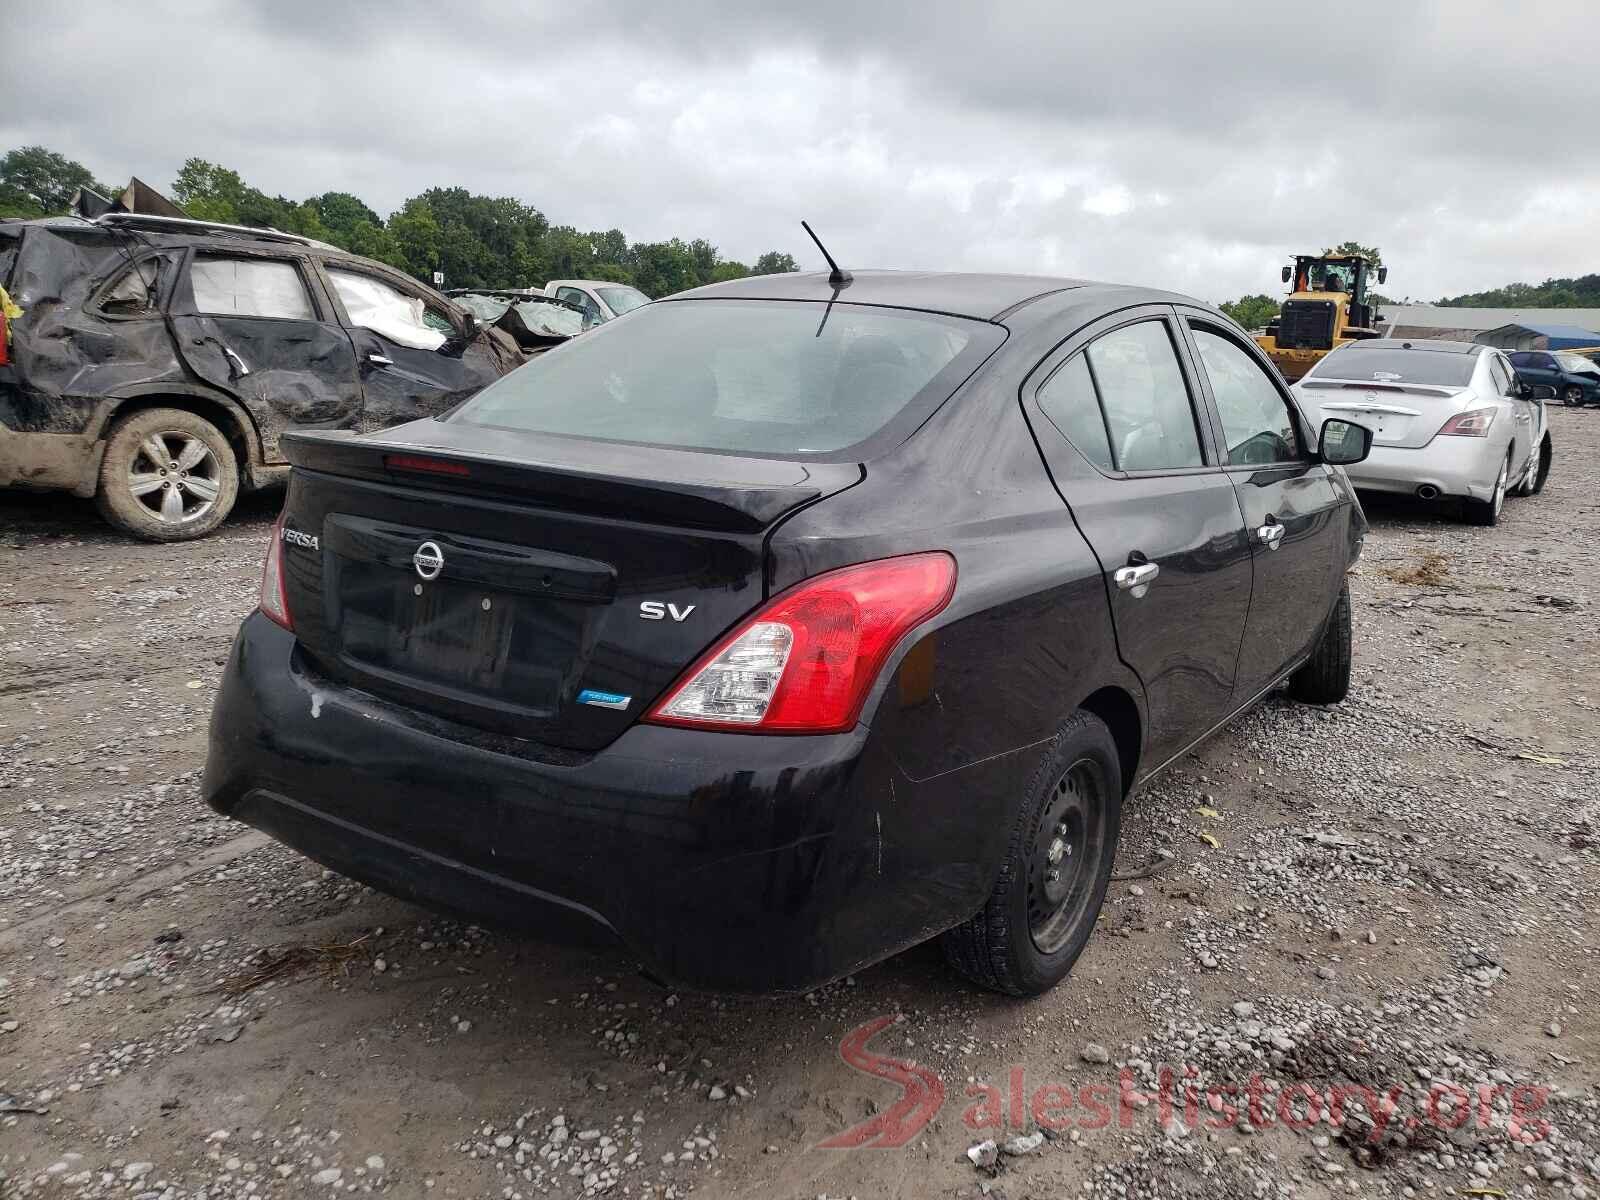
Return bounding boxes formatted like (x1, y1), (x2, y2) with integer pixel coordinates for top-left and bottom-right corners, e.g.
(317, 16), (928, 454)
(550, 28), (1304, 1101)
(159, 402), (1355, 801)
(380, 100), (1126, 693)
(203, 613), (1038, 994)
(1343, 437), (1504, 501)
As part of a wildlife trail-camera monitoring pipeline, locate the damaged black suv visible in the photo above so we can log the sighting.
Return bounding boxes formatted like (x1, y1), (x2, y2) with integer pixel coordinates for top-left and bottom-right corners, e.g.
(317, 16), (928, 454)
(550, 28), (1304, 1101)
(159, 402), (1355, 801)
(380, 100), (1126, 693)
(0, 212), (522, 540)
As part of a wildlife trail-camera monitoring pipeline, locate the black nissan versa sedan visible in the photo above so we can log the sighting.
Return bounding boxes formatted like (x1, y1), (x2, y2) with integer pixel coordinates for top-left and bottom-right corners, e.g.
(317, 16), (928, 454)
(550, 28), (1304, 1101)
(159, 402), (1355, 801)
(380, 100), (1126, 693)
(203, 270), (1373, 997)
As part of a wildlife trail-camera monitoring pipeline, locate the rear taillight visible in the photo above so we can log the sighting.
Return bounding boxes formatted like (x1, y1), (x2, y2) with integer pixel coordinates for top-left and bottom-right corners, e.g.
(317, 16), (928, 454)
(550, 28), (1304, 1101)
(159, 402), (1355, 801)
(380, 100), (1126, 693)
(645, 552), (956, 734)
(1438, 408), (1495, 437)
(259, 512), (293, 630)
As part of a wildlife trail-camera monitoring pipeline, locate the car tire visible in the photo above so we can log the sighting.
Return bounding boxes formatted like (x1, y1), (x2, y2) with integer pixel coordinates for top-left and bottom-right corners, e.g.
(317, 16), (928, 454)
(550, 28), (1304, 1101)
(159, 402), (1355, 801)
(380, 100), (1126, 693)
(1288, 583), (1351, 705)
(1531, 437), (1551, 495)
(941, 710), (1122, 997)
(95, 408), (239, 542)
(1462, 452), (1509, 527)
(1513, 449), (1538, 497)
(1563, 385), (1584, 407)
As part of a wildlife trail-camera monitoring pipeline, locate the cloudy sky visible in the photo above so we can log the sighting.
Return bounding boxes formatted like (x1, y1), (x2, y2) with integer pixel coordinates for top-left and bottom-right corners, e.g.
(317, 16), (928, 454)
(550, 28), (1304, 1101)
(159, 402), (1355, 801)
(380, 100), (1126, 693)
(6, 0), (1597, 303)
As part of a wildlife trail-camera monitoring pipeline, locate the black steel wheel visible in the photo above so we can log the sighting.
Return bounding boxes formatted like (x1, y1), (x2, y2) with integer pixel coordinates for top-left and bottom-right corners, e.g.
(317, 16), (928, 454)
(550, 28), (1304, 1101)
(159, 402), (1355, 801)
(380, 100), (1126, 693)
(942, 710), (1122, 997)
(1025, 762), (1108, 955)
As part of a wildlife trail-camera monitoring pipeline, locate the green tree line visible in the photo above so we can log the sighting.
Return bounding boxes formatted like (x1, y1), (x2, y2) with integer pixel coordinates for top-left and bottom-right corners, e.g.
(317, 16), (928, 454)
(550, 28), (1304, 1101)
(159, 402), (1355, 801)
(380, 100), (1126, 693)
(1437, 276), (1600, 308)
(0, 145), (799, 297)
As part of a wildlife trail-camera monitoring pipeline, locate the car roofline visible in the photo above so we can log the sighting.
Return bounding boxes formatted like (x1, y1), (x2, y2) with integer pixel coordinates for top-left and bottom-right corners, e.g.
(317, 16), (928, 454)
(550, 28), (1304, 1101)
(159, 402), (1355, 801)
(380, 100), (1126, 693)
(94, 211), (338, 251)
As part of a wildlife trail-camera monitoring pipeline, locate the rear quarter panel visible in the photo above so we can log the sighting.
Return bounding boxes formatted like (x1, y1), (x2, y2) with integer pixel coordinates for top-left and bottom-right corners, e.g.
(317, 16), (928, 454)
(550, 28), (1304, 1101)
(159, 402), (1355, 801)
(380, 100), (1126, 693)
(769, 347), (1141, 782)
(767, 347), (1141, 933)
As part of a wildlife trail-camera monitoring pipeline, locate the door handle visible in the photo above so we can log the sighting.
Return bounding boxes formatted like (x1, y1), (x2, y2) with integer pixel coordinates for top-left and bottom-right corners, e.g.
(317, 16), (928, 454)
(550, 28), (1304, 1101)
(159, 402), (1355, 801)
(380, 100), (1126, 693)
(366, 353), (394, 367)
(195, 335), (250, 379)
(221, 346), (250, 379)
(1113, 561), (1160, 598)
(1256, 521), (1286, 550)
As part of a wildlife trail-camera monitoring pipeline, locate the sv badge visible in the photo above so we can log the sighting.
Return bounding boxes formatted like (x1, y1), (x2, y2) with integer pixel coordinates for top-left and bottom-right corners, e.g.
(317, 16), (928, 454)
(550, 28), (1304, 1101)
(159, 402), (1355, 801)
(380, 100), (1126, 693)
(639, 601), (696, 622)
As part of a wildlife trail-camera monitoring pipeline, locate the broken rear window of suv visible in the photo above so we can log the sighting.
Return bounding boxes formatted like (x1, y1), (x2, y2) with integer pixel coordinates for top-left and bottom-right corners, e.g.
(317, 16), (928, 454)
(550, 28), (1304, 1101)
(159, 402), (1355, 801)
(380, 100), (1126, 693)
(452, 298), (1001, 456)
(97, 258), (165, 317)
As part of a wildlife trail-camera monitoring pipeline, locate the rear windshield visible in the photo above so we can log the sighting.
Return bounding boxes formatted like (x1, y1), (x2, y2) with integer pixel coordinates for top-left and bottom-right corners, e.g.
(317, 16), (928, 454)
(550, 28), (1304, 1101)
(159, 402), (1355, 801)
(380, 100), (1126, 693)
(452, 298), (998, 455)
(1306, 345), (1477, 387)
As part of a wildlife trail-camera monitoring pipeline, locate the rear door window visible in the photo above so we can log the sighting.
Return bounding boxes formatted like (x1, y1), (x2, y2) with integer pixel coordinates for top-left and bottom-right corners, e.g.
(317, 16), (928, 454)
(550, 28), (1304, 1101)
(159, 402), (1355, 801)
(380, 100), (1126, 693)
(1036, 354), (1114, 472)
(1190, 327), (1303, 464)
(190, 256), (314, 320)
(454, 298), (1001, 456)
(1084, 320), (1204, 471)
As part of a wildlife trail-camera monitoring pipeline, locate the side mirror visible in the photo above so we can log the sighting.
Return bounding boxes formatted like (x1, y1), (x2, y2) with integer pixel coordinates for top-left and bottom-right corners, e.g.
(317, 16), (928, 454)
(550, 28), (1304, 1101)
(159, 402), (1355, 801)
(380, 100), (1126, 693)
(1521, 382), (1555, 402)
(1281, 265), (1292, 284)
(1319, 417), (1373, 466)
(1377, 267), (1388, 285)
(460, 312), (481, 339)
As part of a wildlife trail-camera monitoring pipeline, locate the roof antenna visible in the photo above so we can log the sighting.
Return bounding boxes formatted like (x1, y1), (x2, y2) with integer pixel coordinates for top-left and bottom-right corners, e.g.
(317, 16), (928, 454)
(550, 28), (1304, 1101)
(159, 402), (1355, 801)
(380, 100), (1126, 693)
(802, 220), (851, 288)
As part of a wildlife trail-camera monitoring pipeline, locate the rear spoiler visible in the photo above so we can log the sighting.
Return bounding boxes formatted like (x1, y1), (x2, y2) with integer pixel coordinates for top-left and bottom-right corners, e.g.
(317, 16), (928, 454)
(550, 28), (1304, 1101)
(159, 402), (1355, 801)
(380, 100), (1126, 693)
(281, 428), (861, 534)
(1298, 379), (1465, 398)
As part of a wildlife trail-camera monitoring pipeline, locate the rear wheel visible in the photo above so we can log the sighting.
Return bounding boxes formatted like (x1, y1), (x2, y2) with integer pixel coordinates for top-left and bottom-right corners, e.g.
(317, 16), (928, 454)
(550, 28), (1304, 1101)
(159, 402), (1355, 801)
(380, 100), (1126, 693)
(1288, 583), (1351, 705)
(1462, 452), (1509, 526)
(95, 408), (239, 542)
(1532, 437), (1551, 495)
(942, 711), (1121, 997)
(1513, 449), (1538, 497)
(1564, 385), (1584, 407)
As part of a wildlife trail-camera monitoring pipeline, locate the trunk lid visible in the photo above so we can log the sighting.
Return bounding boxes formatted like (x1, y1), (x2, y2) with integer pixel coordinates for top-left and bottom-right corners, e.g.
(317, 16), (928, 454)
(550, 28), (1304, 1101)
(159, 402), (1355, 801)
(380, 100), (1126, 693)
(1296, 380), (1475, 448)
(277, 421), (860, 751)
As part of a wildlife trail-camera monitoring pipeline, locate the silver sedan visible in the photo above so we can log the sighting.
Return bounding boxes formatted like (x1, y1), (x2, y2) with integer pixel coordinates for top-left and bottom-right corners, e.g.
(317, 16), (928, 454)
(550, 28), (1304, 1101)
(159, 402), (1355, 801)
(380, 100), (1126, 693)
(1292, 339), (1553, 526)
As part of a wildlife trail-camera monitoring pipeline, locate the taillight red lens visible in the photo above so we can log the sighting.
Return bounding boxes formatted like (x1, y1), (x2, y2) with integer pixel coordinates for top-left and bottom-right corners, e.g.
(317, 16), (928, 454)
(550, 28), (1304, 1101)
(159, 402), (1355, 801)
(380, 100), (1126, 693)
(1438, 408), (1495, 437)
(645, 552), (956, 734)
(259, 512), (293, 630)
(0, 311), (10, 367)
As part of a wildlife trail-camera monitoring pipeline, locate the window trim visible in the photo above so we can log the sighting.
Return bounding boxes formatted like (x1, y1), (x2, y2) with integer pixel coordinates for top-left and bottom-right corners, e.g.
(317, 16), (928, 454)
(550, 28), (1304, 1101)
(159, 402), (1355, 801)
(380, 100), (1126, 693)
(1021, 305), (1223, 479)
(1177, 311), (1314, 471)
(175, 247), (326, 324)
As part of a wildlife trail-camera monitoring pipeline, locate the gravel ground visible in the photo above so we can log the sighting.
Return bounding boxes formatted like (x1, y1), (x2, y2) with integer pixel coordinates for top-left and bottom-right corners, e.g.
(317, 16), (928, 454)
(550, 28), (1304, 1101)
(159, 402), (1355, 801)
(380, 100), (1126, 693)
(2, 407), (1596, 1200)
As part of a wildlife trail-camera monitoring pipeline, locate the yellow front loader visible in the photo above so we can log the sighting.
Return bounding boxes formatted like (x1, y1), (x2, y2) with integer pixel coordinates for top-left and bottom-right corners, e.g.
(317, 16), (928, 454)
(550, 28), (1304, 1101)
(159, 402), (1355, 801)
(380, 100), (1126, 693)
(1254, 255), (1388, 381)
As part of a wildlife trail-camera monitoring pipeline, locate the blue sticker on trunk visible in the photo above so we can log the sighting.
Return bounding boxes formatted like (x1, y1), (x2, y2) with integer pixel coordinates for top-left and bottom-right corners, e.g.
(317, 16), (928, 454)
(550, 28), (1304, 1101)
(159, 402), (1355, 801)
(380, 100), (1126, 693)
(578, 689), (632, 711)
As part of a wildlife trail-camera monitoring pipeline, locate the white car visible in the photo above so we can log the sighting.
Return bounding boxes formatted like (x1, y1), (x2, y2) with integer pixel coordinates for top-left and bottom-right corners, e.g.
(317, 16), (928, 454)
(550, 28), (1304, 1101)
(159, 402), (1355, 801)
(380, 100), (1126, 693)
(543, 279), (651, 327)
(1292, 339), (1554, 526)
